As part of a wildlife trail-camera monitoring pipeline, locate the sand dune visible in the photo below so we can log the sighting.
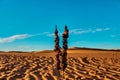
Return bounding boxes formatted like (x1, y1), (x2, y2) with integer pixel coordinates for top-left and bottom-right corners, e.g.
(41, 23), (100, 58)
(0, 49), (120, 80)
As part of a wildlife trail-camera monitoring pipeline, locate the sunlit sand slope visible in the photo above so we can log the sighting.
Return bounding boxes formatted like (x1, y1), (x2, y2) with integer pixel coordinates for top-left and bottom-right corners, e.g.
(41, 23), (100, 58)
(0, 49), (120, 80)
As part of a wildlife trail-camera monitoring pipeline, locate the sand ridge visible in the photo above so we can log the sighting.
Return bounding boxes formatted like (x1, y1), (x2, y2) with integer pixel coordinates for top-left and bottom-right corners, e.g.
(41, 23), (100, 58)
(0, 50), (120, 80)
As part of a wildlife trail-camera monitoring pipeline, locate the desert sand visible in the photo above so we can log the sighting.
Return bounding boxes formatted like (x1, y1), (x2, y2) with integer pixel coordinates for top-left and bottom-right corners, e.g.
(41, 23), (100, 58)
(0, 48), (120, 80)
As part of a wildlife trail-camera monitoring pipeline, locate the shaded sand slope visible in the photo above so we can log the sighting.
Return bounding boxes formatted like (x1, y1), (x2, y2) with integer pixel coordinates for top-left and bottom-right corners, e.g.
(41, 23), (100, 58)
(0, 49), (120, 80)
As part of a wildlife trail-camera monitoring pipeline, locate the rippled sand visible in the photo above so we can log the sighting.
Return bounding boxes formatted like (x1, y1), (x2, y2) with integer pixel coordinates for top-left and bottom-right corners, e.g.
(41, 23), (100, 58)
(0, 49), (120, 80)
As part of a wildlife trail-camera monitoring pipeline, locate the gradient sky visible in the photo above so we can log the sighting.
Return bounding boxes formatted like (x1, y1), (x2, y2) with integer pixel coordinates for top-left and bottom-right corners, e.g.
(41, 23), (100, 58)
(0, 0), (120, 51)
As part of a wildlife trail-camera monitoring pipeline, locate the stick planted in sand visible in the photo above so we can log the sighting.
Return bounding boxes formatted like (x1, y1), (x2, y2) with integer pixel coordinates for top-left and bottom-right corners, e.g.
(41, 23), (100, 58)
(54, 25), (69, 79)
(61, 25), (69, 70)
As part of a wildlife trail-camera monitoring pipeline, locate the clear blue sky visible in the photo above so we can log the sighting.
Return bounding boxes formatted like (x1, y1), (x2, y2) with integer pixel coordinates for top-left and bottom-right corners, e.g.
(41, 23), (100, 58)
(0, 0), (120, 51)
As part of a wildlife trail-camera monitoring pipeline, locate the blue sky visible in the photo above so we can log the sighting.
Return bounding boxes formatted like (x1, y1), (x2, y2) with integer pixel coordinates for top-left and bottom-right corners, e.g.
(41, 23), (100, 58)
(0, 0), (120, 51)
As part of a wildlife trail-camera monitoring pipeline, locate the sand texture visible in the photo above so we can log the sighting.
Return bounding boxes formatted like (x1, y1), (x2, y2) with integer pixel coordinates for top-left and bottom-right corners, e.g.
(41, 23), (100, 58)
(0, 49), (120, 80)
